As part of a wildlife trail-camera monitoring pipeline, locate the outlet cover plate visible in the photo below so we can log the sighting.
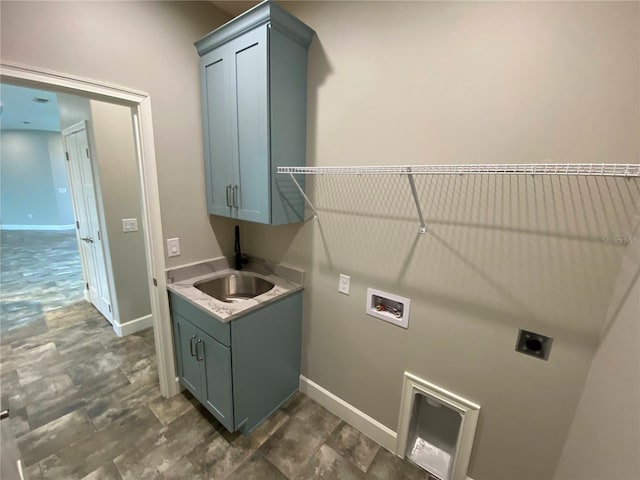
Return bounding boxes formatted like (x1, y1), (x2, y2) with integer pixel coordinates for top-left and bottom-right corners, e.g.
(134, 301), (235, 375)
(122, 218), (138, 232)
(338, 274), (350, 295)
(167, 238), (180, 257)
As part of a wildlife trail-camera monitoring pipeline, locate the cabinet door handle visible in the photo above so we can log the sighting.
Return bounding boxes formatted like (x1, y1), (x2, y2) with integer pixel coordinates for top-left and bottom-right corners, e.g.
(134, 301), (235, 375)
(226, 185), (232, 207)
(189, 335), (197, 356)
(195, 338), (203, 361)
(233, 185), (239, 208)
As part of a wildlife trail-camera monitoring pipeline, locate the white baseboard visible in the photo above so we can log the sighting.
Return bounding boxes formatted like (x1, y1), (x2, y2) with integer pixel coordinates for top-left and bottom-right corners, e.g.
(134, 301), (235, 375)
(112, 313), (153, 337)
(299, 375), (398, 453)
(299, 375), (475, 480)
(0, 224), (75, 231)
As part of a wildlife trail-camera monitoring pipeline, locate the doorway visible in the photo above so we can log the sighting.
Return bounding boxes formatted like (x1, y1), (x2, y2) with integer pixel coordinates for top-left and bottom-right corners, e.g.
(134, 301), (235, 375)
(0, 84), (85, 332)
(1, 62), (177, 398)
(1, 82), (148, 332)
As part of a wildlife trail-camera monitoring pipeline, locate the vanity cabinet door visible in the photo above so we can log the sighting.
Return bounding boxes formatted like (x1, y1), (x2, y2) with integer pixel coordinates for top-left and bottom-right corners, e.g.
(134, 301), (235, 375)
(201, 44), (235, 218)
(195, 1), (314, 226)
(199, 330), (234, 432)
(227, 25), (270, 224)
(200, 27), (269, 223)
(173, 313), (201, 399)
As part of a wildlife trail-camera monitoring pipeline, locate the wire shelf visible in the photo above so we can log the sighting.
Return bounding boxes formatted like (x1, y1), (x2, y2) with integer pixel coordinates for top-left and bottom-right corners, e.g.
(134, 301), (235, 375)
(278, 163), (639, 234)
(278, 163), (640, 177)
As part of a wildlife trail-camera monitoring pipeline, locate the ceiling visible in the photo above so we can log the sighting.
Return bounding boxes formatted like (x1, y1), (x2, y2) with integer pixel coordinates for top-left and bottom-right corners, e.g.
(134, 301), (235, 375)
(0, 83), (61, 132)
(212, 1), (260, 18)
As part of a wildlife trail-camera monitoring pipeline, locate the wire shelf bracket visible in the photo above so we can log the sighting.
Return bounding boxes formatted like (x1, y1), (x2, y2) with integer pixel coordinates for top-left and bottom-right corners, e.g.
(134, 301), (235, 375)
(407, 168), (427, 234)
(279, 163), (640, 234)
(288, 172), (319, 221)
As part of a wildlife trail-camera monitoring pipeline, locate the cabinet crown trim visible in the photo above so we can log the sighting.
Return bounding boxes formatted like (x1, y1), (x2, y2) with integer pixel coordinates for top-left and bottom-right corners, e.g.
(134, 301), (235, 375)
(195, 0), (315, 56)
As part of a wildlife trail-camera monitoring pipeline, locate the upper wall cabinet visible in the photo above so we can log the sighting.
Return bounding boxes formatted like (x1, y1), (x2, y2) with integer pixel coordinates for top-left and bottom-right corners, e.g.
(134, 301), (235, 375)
(195, 1), (315, 225)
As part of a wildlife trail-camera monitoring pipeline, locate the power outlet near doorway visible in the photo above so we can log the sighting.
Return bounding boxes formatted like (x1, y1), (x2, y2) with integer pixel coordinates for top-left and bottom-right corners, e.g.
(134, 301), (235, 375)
(122, 218), (138, 232)
(167, 238), (181, 257)
(338, 274), (350, 295)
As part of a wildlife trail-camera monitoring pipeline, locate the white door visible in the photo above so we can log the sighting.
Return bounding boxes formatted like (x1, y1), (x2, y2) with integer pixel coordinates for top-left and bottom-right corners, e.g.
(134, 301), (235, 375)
(63, 122), (113, 322)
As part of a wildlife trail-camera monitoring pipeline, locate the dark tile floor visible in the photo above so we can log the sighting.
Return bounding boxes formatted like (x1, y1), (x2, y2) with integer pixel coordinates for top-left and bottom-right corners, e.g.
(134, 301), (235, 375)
(0, 231), (429, 479)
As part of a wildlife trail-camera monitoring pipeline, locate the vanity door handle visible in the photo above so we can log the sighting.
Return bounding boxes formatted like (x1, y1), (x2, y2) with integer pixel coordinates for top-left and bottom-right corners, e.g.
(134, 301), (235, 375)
(195, 338), (203, 361)
(189, 335), (197, 356)
(226, 185), (232, 207)
(232, 185), (239, 208)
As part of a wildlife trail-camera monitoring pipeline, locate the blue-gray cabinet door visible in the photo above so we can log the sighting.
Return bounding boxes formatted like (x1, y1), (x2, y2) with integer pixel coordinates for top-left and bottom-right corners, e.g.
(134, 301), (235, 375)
(173, 313), (201, 398)
(201, 45), (234, 217)
(227, 25), (270, 224)
(199, 329), (234, 432)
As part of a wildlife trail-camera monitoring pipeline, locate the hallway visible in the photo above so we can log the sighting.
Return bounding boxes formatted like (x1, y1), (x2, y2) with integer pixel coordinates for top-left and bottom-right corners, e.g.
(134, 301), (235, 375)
(1, 230), (84, 335)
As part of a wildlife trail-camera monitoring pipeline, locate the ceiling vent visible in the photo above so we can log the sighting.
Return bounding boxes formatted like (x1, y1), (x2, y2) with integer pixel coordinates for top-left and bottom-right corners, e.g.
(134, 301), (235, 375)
(33, 97), (50, 103)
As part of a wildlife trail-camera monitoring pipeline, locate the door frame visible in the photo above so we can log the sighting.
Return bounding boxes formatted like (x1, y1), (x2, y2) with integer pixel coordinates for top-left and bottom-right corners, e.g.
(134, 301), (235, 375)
(0, 61), (179, 397)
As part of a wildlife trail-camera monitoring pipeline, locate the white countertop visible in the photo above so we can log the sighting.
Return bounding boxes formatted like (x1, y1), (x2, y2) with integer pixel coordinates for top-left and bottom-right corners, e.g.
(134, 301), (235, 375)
(166, 256), (304, 323)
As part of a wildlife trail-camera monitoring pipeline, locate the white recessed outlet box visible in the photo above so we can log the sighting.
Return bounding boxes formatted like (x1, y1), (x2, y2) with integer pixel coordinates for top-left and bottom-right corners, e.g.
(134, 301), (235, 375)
(122, 218), (138, 232)
(397, 373), (480, 480)
(366, 288), (410, 328)
(167, 237), (180, 257)
(338, 274), (350, 295)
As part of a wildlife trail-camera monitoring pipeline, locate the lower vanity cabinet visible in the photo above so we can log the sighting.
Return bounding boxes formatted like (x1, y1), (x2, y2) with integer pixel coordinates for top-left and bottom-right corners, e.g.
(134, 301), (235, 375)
(169, 290), (302, 434)
(172, 313), (234, 431)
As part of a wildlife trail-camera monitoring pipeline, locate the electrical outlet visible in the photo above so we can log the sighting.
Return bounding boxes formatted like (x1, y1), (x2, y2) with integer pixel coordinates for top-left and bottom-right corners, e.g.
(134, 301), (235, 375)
(122, 218), (138, 232)
(516, 329), (553, 360)
(167, 238), (180, 257)
(338, 274), (350, 295)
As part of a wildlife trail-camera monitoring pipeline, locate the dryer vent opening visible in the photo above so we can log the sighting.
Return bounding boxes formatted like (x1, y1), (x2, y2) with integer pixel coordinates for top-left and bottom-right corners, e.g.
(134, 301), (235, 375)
(397, 373), (481, 480)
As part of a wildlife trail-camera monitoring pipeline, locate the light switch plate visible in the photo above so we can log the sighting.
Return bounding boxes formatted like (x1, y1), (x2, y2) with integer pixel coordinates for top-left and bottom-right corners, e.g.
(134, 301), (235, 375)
(338, 274), (350, 295)
(167, 238), (180, 257)
(122, 218), (138, 232)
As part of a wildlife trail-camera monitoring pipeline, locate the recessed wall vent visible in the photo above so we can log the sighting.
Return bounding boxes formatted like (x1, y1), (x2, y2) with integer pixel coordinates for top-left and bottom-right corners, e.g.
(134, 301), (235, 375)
(397, 373), (480, 480)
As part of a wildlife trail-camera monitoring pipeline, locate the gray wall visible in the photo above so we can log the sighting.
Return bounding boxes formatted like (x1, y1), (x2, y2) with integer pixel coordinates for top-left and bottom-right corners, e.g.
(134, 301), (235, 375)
(57, 92), (92, 131)
(57, 92), (151, 325)
(0, 0), (232, 266)
(89, 100), (151, 325)
(2, 2), (638, 478)
(238, 2), (639, 479)
(0, 130), (74, 227)
(553, 223), (640, 480)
